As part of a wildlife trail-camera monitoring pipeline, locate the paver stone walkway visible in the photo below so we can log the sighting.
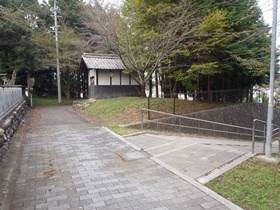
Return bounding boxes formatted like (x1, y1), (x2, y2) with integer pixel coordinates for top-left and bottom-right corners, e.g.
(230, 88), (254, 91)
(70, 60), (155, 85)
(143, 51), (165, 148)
(6, 106), (241, 210)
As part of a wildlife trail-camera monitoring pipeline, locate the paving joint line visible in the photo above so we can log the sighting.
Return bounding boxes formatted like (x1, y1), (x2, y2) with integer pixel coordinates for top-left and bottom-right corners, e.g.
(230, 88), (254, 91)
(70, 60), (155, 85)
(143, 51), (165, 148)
(153, 142), (198, 158)
(144, 139), (183, 152)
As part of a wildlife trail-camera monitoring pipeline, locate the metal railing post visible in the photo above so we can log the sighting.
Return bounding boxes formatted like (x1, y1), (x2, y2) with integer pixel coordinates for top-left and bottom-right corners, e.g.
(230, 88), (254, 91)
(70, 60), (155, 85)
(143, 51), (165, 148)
(226, 125), (228, 139)
(263, 124), (266, 154)
(279, 127), (280, 152)
(180, 117), (182, 133)
(214, 124), (216, 137)
(237, 127), (239, 140)
(141, 109), (144, 132)
(173, 94), (176, 115)
(157, 111), (159, 133)
(148, 96), (151, 120)
(252, 120), (256, 154)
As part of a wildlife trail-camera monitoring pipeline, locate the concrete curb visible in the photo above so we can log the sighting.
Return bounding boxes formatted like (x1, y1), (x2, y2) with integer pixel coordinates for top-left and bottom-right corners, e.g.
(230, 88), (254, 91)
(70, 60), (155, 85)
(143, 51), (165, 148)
(151, 157), (244, 210)
(197, 153), (255, 184)
(103, 127), (142, 151)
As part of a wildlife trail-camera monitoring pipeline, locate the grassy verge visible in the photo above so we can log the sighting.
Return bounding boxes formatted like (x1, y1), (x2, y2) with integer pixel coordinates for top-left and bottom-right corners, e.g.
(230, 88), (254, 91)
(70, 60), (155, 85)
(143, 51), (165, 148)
(83, 97), (147, 125)
(31, 96), (82, 106)
(107, 126), (141, 136)
(206, 154), (280, 210)
(82, 97), (228, 125)
(82, 97), (146, 135)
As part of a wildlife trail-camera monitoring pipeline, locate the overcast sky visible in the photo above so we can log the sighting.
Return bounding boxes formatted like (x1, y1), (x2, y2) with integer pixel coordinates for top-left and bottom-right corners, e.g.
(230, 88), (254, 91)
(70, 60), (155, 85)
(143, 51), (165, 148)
(38, 0), (123, 6)
(258, 0), (273, 25)
(258, 0), (280, 45)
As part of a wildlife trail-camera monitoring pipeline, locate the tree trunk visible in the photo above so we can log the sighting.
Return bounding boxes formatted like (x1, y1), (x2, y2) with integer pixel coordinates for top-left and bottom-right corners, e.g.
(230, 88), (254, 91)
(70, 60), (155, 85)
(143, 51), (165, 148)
(196, 74), (200, 101)
(62, 82), (71, 100)
(221, 78), (225, 102)
(66, 91), (70, 100)
(249, 86), (253, 102)
(149, 77), (152, 97)
(208, 75), (211, 103)
(155, 70), (159, 98)
(140, 83), (146, 97)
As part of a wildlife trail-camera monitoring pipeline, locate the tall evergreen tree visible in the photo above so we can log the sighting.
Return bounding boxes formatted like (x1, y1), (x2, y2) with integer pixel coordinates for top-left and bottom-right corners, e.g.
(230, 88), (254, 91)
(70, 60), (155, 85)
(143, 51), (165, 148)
(48, 0), (84, 29)
(168, 0), (271, 94)
(0, 0), (38, 9)
(221, 0), (271, 88)
(0, 4), (39, 85)
(31, 0), (86, 98)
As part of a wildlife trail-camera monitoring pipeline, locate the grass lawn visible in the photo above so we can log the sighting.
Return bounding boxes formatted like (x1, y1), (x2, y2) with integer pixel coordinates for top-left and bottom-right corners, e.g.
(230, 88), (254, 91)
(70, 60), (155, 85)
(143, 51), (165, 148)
(81, 97), (228, 135)
(82, 97), (147, 125)
(206, 154), (280, 210)
(81, 97), (147, 135)
(82, 97), (228, 125)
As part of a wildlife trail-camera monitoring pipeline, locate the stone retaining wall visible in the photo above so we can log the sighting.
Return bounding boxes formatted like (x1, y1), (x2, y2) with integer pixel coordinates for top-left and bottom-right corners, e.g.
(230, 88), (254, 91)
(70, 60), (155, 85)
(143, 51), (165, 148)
(0, 100), (27, 161)
(186, 103), (280, 128)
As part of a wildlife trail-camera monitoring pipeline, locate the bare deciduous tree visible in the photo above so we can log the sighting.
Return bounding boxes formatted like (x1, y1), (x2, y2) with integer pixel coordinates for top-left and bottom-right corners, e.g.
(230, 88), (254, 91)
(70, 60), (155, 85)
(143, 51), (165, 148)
(84, 0), (206, 97)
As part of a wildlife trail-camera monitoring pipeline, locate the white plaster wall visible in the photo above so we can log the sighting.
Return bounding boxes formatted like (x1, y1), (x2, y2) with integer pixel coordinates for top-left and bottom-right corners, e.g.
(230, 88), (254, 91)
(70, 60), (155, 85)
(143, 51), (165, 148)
(98, 70), (125, 85)
(121, 72), (138, 85)
(130, 76), (138, 85)
(89, 69), (139, 86)
(88, 69), (96, 86)
(98, 70), (110, 85)
(129, 73), (138, 85)
(121, 72), (130, 85)
(112, 71), (120, 85)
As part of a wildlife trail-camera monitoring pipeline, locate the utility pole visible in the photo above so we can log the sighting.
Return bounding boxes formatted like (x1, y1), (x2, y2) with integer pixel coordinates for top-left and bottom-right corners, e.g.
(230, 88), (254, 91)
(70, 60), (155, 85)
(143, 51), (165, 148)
(266, 0), (278, 158)
(53, 0), (62, 103)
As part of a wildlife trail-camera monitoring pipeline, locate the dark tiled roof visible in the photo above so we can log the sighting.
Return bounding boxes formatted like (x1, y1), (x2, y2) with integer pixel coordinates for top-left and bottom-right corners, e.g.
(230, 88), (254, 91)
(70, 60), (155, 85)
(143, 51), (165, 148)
(82, 54), (125, 70)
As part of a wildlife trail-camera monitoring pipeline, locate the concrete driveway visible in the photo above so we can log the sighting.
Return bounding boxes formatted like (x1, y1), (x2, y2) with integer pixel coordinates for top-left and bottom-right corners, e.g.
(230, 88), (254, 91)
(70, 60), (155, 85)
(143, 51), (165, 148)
(124, 132), (279, 183)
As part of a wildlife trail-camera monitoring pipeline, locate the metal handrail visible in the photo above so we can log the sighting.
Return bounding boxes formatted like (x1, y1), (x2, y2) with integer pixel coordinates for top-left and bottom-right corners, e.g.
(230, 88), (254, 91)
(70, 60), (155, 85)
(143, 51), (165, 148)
(141, 108), (252, 139)
(141, 109), (280, 154)
(251, 119), (280, 154)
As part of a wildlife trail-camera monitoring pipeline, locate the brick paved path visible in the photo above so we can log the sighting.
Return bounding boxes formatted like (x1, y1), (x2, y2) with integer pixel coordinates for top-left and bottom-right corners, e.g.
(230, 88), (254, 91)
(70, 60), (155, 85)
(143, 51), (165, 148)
(10, 106), (235, 210)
